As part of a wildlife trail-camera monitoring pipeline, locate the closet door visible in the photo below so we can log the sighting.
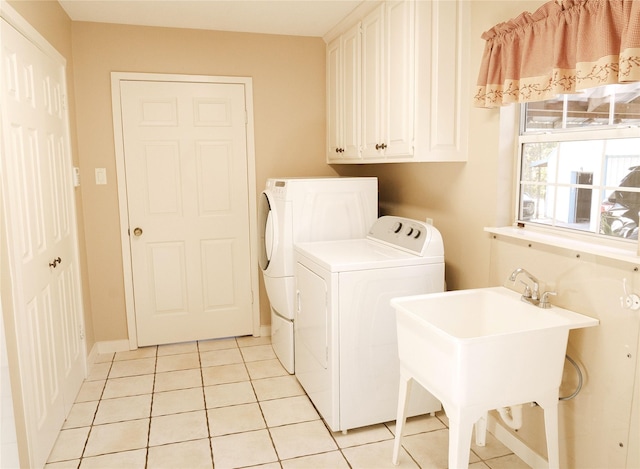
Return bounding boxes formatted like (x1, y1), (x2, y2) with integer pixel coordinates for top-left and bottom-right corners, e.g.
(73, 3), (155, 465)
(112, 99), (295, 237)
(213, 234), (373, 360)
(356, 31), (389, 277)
(0, 17), (86, 468)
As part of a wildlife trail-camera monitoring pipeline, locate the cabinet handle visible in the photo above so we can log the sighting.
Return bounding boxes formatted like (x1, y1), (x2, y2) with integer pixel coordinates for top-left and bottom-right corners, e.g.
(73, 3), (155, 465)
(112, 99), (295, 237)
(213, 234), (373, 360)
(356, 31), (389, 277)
(375, 143), (387, 150)
(49, 257), (62, 268)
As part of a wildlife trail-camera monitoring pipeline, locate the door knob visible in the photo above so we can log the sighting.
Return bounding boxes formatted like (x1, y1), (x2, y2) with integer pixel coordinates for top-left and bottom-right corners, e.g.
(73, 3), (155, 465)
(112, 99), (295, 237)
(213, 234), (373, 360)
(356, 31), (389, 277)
(133, 227), (143, 237)
(49, 257), (62, 268)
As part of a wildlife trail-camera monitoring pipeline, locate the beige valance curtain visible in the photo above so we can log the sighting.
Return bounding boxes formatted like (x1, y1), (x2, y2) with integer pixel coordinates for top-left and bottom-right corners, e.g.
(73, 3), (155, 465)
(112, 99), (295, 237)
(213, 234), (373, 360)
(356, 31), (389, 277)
(474, 0), (640, 108)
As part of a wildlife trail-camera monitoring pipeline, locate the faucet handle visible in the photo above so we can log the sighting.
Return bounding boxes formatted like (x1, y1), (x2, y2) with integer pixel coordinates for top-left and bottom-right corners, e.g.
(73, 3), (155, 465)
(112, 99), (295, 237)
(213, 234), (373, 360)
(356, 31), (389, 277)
(519, 281), (533, 299)
(539, 291), (557, 308)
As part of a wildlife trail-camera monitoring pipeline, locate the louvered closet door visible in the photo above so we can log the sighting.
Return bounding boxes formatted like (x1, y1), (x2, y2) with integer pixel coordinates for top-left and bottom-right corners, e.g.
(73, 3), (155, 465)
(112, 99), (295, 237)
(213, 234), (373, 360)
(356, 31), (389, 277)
(1, 18), (86, 468)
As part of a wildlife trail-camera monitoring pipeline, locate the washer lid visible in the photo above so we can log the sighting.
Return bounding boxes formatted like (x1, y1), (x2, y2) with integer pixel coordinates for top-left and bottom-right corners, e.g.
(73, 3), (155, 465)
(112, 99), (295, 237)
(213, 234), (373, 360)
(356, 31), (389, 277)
(294, 238), (443, 272)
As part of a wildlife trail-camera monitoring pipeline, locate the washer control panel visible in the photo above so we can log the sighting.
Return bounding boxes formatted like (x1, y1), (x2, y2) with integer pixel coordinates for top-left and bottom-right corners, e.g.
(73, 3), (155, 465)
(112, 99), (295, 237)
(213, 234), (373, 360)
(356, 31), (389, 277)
(367, 216), (441, 256)
(265, 178), (289, 199)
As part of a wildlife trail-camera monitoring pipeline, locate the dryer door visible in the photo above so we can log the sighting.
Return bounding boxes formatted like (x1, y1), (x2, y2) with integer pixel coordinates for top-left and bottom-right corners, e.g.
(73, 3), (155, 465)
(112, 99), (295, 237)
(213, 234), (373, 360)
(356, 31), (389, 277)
(258, 190), (277, 271)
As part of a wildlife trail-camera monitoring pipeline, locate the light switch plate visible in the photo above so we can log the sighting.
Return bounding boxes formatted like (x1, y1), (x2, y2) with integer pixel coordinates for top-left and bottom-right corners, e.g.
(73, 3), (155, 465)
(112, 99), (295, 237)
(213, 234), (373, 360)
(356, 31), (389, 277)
(73, 167), (80, 187)
(95, 168), (107, 185)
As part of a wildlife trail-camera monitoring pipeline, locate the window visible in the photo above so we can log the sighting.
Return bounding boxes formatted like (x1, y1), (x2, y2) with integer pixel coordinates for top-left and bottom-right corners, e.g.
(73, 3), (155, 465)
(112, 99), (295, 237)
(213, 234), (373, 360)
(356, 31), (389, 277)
(518, 84), (640, 241)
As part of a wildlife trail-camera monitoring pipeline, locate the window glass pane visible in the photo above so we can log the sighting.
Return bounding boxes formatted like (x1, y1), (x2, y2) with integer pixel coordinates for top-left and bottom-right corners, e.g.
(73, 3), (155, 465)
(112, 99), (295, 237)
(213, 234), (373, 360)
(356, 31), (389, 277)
(600, 159), (640, 240)
(600, 190), (640, 239)
(520, 184), (544, 221)
(552, 187), (594, 232)
(565, 93), (611, 128)
(612, 85), (640, 126)
(523, 83), (640, 132)
(521, 142), (556, 184)
(524, 98), (565, 131)
(554, 141), (600, 186)
(519, 138), (640, 240)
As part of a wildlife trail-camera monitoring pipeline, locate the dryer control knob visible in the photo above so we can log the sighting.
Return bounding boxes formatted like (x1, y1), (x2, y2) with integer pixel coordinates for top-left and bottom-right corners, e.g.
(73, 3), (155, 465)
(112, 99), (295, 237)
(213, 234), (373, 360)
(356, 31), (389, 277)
(392, 222), (403, 233)
(413, 229), (421, 239)
(406, 228), (414, 236)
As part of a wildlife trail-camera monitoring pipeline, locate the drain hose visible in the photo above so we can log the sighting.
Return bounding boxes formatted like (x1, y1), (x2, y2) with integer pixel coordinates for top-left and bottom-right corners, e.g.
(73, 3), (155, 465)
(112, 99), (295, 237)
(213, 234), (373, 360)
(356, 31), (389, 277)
(498, 354), (583, 430)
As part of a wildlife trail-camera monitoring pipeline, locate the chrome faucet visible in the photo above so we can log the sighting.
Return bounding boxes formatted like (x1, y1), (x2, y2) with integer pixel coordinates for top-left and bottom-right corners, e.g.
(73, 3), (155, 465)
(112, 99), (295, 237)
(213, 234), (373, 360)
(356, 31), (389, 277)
(508, 268), (540, 306)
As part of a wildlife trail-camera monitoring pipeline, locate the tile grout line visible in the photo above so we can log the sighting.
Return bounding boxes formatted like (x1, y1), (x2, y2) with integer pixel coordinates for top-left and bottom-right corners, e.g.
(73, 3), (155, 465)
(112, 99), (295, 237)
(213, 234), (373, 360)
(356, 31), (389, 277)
(197, 339), (216, 468)
(235, 338), (282, 466)
(76, 355), (114, 468)
(143, 347), (159, 469)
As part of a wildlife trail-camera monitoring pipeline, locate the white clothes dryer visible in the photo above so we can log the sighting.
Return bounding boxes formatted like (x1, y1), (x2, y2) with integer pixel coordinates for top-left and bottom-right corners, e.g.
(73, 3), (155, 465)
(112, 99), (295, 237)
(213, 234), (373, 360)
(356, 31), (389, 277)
(294, 216), (444, 432)
(258, 177), (378, 373)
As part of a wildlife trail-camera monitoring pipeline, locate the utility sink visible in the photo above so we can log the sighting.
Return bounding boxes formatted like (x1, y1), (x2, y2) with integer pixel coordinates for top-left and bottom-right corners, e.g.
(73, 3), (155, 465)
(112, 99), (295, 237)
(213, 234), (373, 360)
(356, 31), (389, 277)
(390, 286), (598, 468)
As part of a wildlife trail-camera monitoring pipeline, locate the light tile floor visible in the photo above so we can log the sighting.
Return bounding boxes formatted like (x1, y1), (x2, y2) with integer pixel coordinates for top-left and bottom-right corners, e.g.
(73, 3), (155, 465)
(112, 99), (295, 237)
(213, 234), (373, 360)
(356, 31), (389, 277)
(45, 336), (530, 469)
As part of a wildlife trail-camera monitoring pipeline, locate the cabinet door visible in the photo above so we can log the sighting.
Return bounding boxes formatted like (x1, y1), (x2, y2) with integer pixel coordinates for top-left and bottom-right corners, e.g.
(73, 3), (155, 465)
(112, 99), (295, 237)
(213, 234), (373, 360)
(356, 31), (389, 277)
(341, 22), (361, 159)
(360, 5), (384, 159)
(383, 0), (414, 158)
(326, 37), (342, 158)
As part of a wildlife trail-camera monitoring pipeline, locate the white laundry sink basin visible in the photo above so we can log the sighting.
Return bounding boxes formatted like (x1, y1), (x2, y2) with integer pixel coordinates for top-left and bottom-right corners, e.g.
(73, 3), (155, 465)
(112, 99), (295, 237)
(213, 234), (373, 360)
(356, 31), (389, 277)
(392, 286), (598, 409)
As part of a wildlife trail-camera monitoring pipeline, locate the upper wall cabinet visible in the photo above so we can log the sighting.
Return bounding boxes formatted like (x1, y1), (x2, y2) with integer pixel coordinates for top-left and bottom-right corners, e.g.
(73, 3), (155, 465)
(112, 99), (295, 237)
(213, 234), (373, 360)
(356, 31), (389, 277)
(325, 0), (470, 164)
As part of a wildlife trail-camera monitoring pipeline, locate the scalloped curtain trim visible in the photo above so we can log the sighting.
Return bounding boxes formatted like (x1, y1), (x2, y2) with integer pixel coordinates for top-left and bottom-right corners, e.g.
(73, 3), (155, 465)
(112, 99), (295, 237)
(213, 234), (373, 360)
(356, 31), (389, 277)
(474, 0), (640, 108)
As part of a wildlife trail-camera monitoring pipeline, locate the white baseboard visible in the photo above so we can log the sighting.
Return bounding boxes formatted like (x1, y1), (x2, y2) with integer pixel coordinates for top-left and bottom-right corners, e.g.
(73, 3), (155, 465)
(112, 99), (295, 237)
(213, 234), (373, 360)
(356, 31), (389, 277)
(97, 339), (131, 354)
(488, 414), (548, 469)
(86, 339), (131, 372)
(86, 331), (273, 372)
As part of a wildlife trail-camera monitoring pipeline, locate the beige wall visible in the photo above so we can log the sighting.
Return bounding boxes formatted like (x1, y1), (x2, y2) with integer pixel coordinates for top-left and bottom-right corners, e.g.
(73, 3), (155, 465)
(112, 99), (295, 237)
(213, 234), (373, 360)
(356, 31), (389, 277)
(71, 22), (334, 342)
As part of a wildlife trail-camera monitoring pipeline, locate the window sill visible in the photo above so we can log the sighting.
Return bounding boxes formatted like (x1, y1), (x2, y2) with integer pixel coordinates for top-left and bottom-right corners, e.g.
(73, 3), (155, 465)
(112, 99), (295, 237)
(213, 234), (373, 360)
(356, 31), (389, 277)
(485, 226), (640, 265)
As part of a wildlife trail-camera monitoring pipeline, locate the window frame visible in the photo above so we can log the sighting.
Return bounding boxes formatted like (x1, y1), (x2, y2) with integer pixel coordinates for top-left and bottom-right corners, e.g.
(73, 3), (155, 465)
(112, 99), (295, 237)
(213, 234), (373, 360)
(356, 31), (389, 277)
(515, 105), (640, 253)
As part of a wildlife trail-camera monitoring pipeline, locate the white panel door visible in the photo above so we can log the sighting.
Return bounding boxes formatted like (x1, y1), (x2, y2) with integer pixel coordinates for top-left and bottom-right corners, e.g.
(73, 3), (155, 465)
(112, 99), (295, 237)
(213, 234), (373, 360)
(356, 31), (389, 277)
(1, 18), (85, 468)
(120, 80), (253, 346)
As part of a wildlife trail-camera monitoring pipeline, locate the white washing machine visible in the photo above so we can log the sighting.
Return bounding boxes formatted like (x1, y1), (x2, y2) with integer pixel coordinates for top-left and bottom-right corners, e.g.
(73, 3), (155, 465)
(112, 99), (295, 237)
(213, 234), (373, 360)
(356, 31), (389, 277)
(294, 216), (444, 432)
(258, 177), (378, 373)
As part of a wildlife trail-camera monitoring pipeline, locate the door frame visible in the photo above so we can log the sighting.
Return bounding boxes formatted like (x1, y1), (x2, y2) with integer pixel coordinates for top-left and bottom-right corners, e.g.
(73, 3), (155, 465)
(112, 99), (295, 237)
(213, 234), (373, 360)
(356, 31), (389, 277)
(111, 72), (260, 350)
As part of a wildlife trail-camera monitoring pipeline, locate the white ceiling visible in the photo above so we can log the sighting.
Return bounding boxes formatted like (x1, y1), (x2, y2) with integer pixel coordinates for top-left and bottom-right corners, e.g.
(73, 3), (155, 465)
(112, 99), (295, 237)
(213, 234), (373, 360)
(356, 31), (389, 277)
(58, 0), (365, 37)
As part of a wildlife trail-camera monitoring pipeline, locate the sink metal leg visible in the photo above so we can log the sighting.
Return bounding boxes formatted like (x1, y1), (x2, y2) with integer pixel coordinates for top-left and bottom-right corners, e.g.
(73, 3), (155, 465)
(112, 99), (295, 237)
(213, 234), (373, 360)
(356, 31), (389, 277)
(392, 372), (413, 465)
